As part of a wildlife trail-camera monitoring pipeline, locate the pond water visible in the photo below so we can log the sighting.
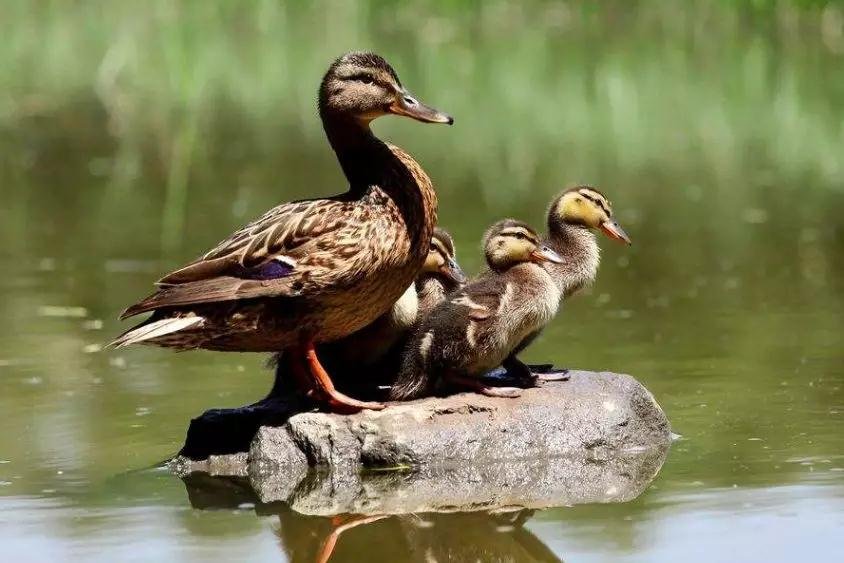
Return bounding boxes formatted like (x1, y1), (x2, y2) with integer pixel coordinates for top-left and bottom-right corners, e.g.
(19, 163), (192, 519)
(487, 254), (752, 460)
(1, 2), (843, 562)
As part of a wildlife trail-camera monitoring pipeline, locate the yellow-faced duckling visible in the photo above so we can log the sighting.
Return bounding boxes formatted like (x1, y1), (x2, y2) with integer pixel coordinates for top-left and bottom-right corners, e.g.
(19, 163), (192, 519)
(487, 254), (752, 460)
(390, 220), (563, 400)
(113, 52), (453, 412)
(544, 185), (630, 297)
(417, 227), (465, 317)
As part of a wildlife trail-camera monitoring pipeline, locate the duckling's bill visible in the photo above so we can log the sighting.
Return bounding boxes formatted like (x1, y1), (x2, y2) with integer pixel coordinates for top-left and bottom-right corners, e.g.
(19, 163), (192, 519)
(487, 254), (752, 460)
(531, 246), (565, 264)
(439, 258), (466, 284)
(600, 220), (632, 245)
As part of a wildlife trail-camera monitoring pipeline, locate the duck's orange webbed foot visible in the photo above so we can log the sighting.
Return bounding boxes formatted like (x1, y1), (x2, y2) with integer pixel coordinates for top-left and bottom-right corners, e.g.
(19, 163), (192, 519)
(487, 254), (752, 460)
(295, 343), (386, 413)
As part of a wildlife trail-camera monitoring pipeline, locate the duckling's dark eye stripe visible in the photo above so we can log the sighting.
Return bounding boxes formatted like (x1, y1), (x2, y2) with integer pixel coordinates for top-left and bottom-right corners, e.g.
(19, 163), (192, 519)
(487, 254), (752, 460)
(346, 72), (375, 84)
(579, 191), (611, 216)
(500, 228), (538, 243)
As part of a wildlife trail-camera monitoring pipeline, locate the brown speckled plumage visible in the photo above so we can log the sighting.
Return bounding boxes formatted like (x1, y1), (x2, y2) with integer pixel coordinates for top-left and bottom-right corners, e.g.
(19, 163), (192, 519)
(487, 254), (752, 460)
(114, 52), (450, 356)
(271, 227), (461, 369)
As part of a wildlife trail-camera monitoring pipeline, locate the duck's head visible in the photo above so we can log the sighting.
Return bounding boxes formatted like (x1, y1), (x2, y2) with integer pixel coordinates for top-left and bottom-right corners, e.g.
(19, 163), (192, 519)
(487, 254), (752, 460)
(319, 52), (453, 126)
(422, 227), (465, 285)
(548, 186), (631, 245)
(483, 220), (564, 272)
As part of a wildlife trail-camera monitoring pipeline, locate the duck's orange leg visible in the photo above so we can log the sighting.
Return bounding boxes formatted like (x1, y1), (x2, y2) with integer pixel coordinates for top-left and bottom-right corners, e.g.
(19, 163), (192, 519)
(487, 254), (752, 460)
(297, 342), (386, 413)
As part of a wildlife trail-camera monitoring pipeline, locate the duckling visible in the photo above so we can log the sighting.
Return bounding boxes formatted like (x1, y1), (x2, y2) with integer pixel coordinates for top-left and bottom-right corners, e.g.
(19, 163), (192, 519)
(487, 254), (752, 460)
(112, 52), (452, 412)
(498, 185), (631, 383)
(417, 227), (465, 317)
(544, 185), (630, 297)
(390, 220), (563, 400)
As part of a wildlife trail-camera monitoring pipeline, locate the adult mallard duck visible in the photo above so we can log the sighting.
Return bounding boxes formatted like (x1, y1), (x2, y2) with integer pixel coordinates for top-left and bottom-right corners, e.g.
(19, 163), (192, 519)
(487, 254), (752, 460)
(390, 220), (563, 400)
(112, 52), (452, 412)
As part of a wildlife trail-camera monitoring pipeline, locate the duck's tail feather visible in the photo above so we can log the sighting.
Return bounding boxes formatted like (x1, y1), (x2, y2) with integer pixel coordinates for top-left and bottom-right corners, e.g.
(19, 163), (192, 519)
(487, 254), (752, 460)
(110, 316), (205, 348)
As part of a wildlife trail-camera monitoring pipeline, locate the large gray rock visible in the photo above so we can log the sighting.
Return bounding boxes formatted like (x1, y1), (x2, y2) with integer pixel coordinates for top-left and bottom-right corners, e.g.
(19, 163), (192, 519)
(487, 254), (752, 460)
(173, 370), (671, 513)
(248, 371), (669, 472)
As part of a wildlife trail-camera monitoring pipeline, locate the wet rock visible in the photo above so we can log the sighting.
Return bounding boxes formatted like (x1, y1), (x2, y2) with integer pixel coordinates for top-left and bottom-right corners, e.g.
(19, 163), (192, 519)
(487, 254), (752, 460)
(178, 395), (307, 460)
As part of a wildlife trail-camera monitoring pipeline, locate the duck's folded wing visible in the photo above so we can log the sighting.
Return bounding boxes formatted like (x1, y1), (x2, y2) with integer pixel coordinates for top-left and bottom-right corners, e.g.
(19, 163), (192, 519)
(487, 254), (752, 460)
(121, 197), (369, 319)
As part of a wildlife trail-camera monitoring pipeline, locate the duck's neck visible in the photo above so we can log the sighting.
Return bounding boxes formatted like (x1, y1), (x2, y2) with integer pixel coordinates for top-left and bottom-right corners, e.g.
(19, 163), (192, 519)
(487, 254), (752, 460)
(545, 222), (601, 297)
(322, 114), (387, 190)
(321, 111), (437, 252)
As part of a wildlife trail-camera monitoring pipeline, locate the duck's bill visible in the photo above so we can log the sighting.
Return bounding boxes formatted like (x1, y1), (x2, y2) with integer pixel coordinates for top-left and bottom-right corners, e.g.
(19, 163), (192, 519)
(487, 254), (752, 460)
(439, 259), (467, 284)
(389, 91), (453, 124)
(600, 220), (632, 245)
(530, 246), (565, 264)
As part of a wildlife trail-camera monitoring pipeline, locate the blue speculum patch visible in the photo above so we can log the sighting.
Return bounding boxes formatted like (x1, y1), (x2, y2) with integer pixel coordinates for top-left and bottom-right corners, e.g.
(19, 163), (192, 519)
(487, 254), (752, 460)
(241, 259), (294, 280)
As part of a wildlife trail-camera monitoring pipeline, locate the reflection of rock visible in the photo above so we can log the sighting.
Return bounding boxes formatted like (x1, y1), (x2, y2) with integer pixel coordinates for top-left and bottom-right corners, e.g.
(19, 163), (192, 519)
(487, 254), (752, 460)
(263, 445), (668, 514)
(179, 444), (668, 515)
(266, 508), (563, 563)
(179, 476), (571, 562)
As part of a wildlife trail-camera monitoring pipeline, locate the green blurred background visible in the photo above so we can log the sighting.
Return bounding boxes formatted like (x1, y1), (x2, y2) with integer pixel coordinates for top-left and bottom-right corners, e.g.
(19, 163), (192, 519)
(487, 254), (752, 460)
(1, 1), (842, 561)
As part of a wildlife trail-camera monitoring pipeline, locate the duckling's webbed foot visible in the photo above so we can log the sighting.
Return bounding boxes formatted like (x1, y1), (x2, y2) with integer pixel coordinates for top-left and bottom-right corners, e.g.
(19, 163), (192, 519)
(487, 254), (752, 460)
(294, 344), (386, 413)
(501, 356), (536, 387)
(446, 374), (523, 399)
(532, 364), (570, 382)
(534, 370), (570, 382)
(506, 359), (570, 384)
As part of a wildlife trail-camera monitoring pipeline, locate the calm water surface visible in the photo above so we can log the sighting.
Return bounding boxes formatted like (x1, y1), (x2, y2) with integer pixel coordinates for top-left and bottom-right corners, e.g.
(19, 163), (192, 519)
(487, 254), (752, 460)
(1, 2), (843, 561)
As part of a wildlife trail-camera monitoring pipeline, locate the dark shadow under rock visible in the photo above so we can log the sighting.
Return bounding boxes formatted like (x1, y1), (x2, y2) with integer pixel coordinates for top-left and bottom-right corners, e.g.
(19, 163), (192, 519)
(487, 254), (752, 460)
(177, 395), (309, 460)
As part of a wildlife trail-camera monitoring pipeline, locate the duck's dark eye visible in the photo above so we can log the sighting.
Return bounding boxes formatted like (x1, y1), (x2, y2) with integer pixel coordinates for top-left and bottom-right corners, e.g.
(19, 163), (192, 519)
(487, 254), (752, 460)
(360, 75), (374, 84)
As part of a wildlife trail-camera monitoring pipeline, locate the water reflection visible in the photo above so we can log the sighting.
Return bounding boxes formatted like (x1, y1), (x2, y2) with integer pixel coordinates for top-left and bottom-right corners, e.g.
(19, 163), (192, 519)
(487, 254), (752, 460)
(275, 510), (561, 563)
(184, 475), (563, 562)
(180, 444), (667, 561)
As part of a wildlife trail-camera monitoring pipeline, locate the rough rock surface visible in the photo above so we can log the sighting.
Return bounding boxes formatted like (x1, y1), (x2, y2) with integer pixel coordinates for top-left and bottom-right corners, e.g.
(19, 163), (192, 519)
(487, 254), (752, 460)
(242, 371), (670, 473)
